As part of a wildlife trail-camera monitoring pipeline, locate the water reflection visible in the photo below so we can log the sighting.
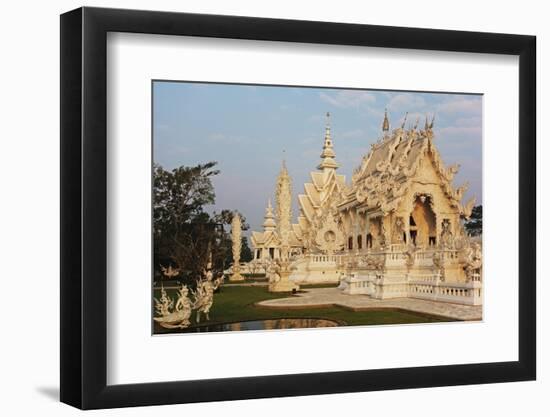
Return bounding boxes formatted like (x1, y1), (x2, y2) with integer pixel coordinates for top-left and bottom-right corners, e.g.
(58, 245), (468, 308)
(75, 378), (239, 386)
(182, 318), (340, 333)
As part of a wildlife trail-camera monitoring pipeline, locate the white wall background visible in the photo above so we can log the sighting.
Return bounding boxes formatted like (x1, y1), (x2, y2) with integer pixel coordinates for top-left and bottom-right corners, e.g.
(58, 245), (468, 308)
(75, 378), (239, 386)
(0, 0), (545, 415)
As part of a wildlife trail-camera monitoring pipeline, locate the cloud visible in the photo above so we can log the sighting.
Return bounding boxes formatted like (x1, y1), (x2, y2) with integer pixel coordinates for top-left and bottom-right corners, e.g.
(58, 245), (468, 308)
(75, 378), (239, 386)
(338, 129), (365, 139)
(437, 97), (482, 115)
(437, 126), (482, 137)
(365, 106), (384, 118)
(319, 90), (376, 108)
(454, 116), (482, 127)
(387, 93), (426, 111)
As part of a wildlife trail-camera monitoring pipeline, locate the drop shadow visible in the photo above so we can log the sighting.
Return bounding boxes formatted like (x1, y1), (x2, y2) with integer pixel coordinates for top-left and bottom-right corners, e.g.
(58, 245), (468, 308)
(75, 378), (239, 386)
(36, 386), (59, 401)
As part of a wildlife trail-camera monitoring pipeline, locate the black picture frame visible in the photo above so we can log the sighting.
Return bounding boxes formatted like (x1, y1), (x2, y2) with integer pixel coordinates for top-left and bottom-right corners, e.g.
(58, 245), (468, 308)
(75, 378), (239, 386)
(60, 6), (536, 410)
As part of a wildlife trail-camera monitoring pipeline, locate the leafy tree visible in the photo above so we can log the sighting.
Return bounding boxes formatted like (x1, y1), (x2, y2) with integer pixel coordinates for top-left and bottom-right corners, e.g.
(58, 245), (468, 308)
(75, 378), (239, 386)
(153, 162), (254, 284)
(153, 162), (219, 232)
(464, 205), (482, 236)
(212, 209), (250, 231)
(240, 237), (253, 262)
(153, 162), (222, 285)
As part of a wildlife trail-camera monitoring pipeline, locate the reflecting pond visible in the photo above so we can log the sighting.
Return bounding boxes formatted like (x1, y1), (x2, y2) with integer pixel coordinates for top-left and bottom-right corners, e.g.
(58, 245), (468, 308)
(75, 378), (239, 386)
(181, 318), (341, 333)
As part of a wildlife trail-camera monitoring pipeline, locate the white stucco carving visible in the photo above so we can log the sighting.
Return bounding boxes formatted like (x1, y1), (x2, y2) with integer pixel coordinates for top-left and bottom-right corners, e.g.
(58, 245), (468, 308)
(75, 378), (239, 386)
(246, 110), (482, 304)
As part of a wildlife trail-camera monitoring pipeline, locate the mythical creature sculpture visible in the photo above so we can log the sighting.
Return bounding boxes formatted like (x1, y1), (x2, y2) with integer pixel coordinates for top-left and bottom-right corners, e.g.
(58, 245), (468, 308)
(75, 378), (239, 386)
(191, 267), (224, 323)
(440, 219), (454, 249)
(153, 285), (193, 329)
(454, 182), (469, 201)
(359, 254), (384, 270)
(192, 278), (214, 323)
(160, 264), (180, 279)
(463, 242), (482, 282)
(379, 222), (388, 250)
(267, 259), (282, 284)
(154, 286), (173, 317)
(462, 197), (476, 219)
(393, 216), (405, 244)
(404, 241), (417, 269)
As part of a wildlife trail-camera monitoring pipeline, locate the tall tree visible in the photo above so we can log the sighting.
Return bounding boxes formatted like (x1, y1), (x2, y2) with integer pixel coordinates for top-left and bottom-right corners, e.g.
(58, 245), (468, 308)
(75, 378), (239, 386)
(153, 162), (219, 232)
(464, 205), (482, 236)
(240, 237), (253, 262)
(153, 162), (221, 285)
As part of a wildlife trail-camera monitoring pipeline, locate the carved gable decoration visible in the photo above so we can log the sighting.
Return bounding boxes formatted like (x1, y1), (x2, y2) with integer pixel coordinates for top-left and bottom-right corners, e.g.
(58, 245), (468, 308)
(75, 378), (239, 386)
(343, 126), (471, 218)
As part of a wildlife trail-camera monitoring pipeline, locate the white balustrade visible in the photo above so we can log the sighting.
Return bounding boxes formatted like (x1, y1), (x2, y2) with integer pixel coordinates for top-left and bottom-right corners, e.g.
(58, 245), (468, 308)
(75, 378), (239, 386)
(340, 271), (482, 305)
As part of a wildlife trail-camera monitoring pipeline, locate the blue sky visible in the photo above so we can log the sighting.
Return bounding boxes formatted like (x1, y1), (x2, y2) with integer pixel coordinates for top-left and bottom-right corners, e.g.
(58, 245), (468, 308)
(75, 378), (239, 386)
(153, 81), (482, 234)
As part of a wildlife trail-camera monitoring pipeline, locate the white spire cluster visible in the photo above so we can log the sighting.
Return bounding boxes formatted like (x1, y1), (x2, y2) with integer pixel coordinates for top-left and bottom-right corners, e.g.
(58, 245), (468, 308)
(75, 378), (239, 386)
(262, 199), (276, 232)
(317, 112), (339, 171)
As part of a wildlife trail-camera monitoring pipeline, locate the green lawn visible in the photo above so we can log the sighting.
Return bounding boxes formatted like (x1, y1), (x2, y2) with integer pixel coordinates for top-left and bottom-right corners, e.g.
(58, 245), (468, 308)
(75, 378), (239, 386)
(153, 285), (454, 334)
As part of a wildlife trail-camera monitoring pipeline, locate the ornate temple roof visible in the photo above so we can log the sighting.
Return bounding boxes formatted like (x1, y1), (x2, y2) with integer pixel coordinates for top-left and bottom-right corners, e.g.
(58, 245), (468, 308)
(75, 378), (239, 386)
(339, 113), (475, 218)
(296, 114), (346, 224)
(251, 230), (278, 247)
(249, 109), (477, 255)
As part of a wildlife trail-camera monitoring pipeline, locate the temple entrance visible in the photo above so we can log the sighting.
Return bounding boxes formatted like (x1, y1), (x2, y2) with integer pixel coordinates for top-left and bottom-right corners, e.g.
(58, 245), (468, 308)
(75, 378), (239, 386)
(410, 195), (436, 247)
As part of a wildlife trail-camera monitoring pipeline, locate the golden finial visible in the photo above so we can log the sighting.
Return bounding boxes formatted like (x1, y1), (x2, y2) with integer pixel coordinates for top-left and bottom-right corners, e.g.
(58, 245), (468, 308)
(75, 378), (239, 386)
(281, 150), (289, 174)
(382, 108), (390, 132)
(325, 111), (332, 138)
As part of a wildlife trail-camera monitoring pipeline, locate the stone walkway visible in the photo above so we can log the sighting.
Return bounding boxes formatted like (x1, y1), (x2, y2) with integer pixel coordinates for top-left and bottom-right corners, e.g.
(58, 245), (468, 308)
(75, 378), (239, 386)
(257, 288), (482, 321)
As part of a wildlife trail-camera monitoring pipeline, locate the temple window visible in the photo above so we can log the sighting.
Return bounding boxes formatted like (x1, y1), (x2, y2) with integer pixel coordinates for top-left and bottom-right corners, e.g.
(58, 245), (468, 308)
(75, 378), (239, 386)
(429, 236), (436, 246)
(348, 236), (353, 250)
(366, 233), (373, 248)
(357, 235), (363, 250)
(269, 248), (275, 259)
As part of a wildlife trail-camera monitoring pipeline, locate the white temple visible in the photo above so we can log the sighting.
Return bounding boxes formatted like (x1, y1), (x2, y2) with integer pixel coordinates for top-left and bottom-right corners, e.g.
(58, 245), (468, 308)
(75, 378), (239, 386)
(248, 111), (482, 305)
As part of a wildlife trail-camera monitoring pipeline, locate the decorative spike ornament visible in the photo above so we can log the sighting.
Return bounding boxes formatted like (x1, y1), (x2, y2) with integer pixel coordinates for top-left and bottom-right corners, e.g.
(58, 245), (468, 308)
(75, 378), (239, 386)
(382, 108), (390, 132)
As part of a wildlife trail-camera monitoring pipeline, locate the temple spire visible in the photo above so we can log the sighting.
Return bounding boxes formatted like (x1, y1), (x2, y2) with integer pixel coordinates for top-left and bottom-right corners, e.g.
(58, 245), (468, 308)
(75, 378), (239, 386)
(382, 108), (390, 132)
(262, 199), (276, 232)
(317, 112), (339, 171)
(276, 159), (292, 241)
